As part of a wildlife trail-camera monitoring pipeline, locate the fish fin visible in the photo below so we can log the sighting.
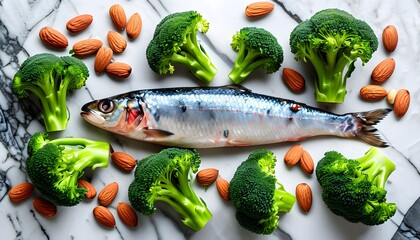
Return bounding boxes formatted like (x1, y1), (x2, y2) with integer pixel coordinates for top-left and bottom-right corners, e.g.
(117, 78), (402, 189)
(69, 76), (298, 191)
(227, 140), (251, 147)
(221, 84), (252, 92)
(354, 108), (392, 147)
(143, 128), (174, 138)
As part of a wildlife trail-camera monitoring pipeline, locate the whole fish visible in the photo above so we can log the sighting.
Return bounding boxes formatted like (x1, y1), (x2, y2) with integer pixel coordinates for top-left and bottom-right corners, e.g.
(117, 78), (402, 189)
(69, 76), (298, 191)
(80, 86), (390, 148)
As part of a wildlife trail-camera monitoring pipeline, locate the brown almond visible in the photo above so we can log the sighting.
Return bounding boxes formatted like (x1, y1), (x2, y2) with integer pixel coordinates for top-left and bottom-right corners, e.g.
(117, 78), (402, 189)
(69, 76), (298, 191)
(216, 178), (230, 201)
(33, 198), (57, 218)
(371, 58), (396, 84)
(9, 182), (34, 203)
(245, 2), (275, 18)
(117, 202), (138, 227)
(299, 150), (314, 174)
(94, 46), (113, 73)
(382, 25), (398, 53)
(107, 31), (127, 53)
(196, 168), (219, 186)
(72, 39), (103, 56)
(109, 4), (127, 30)
(282, 68), (305, 93)
(359, 85), (388, 101)
(296, 183), (312, 213)
(39, 26), (68, 49)
(111, 151), (136, 171)
(126, 13), (142, 39)
(284, 144), (304, 166)
(106, 62), (132, 78)
(98, 182), (118, 206)
(394, 89), (410, 118)
(93, 206), (116, 228)
(66, 14), (93, 33)
(78, 179), (97, 199)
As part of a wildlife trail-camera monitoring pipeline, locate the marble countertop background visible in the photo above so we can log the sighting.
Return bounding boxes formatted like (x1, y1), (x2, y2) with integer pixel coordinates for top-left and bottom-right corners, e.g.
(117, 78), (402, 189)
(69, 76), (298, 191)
(1, 0), (420, 239)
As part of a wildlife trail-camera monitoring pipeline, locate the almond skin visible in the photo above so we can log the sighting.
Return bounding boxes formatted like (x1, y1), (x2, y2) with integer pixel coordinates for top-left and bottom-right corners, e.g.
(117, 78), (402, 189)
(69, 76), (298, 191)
(33, 198), (57, 218)
(360, 85), (388, 101)
(106, 62), (132, 78)
(382, 25), (398, 53)
(394, 89), (410, 118)
(126, 13), (142, 39)
(107, 31), (127, 53)
(245, 2), (275, 18)
(282, 68), (305, 93)
(98, 182), (119, 206)
(94, 46), (113, 73)
(111, 151), (136, 171)
(196, 168), (219, 186)
(299, 150), (314, 174)
(9, 182), (34, 203)
(78, 179), (97, 199)
(284, 144), (304, 166)
(117, 202), (138, 227)
(93, 206), (116, 228)
(109, 4), (127, 30)
(296, 183), (312, 213)
(71, 39), (103, 56)
(371, 58), (396, 84)
(216, 178), (230, 201)
(39, 26), (68, 49)
(66, 14), (93, 33)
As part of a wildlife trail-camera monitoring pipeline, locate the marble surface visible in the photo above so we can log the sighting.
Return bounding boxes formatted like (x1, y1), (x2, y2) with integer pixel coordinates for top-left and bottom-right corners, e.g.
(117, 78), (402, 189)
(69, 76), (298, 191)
(1, 0), (420, 239)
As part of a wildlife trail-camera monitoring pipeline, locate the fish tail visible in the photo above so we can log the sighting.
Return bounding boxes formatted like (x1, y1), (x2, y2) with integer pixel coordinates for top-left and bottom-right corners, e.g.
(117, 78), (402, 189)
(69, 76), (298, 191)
(353, 108), (392, 147)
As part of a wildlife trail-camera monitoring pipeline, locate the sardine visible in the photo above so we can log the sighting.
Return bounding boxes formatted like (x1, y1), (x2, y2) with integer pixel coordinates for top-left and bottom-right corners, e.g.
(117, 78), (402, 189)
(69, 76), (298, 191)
(80, 86), (390, 148)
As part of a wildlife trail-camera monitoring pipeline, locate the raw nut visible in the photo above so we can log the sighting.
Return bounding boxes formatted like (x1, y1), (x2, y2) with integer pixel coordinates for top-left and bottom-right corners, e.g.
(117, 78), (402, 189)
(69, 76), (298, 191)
(126, 13), (142, 39)
(94, 46), (113, 73)
(387, 89), (397, 105)
(33, 198), (57, 218)
(282, 68), (305, 93)
(93, 206), (116, 228)
(359, 85), (388, 101)
(71, 39), (103, 56)
(39, 26), (68, 49)
(117, 202), (138, 227)
(106, 62), (132, 78)
(216, 178), (230, 201)
(107, 31), (127, 53)
(109, 4), (127, 30)
(111, 151), (136, 171)
(394, 89), (410, 118)
(299, 150), (314, 174)
(196, 168), (219, 186)
(245, 2), (275, 18)
(98, 182), (118, 206)
(8, 182), (34, 203)
(78, 179), (97, 199)
(371, 58), (396, 84)
(296, 183), (312, 213)
(66, 14), (93, 33)
(382, 25), (398, 53)
(284, 144), (304, 166)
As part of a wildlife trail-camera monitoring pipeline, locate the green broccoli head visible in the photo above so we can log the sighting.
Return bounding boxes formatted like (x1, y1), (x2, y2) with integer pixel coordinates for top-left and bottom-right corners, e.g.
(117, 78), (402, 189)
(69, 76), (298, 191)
(128, 148), (212, 231)
(228, 27), (284, 84)
(146, 11), (218, 84)
(13, 53), (89, 132)
(229, 149), (295, 235)
(25, 132), (110, 206)
(290, 8), (378, 103)
(315, 147), (396, 225)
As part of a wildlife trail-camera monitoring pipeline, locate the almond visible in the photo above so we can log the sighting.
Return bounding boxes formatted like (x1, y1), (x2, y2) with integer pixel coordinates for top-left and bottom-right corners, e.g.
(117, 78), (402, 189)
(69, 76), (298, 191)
(107, 31), (127, 53)
(387, 89), (397, 105)
(296, 183), (312, 213)
(39, 26), (68, 49)
(78, 179), (97, 199)
(299, 150), (314, 174)
(33, 198), (57, 218)
(98, 182), (119, 206)
(111, 151), (136, 171)
(245, 2), (275, 18)
(109, 4), (127, 30)
(117, 202), (138, 227)
(71, 39), (103, 56)
(382, 25), (398, 53)
(196, 168), (219, 186)
(8, 182), (34, 203)
(394, 89), (410, 118)
(359, 85), (388, 101)
(216, 178), (230, 201)
(126, 13), (142, 39)
(93, 206), (116, 228)
(94, 46), (113, 73)
(284, 144), (304, 166)
(371, 58), (395, 84)
(66, 14), (93, 33)
(106, 62), (132, 78)
(282, 68), (305, 93)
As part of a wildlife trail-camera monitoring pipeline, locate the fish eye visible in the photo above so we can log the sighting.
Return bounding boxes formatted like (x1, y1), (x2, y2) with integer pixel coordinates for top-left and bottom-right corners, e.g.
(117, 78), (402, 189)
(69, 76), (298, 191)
(98, 99), (115, 113)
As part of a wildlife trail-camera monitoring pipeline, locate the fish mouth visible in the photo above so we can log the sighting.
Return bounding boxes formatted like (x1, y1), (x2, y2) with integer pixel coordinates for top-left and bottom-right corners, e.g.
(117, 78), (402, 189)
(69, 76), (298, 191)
(80, 102), (106, 125)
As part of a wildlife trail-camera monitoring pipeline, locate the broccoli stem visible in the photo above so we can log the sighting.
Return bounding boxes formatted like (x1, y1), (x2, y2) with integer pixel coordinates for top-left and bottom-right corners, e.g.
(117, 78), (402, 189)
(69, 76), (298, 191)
(228, 48), (271, 84)
(274, 184), (296, 213)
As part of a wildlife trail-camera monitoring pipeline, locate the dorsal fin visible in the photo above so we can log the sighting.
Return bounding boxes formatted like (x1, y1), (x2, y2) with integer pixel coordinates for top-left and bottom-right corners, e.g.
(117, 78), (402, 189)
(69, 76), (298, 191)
(220, 84), (252, 92)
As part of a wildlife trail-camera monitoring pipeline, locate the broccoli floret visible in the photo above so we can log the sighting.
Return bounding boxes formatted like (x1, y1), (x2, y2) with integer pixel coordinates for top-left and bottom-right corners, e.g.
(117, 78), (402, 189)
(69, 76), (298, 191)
(146, 11), (218, 84)
(13, 53), (89, 132)
(25, 132), (110, 206)
(289, 8), (378, 103)
(315, 147), (396, 225)
(128, 148), (212, 231)
(228, 27), (284, 84)
(229, 149), (295, 235)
